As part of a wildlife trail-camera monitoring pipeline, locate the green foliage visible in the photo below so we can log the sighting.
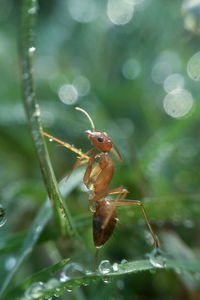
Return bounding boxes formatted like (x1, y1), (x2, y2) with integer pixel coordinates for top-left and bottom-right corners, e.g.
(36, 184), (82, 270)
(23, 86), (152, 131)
(1, 0), (200, 299)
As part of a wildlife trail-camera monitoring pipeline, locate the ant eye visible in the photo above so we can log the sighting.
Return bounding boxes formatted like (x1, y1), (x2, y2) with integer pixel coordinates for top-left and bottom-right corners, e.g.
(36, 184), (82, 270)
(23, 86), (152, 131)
(97, 137), (104, 142)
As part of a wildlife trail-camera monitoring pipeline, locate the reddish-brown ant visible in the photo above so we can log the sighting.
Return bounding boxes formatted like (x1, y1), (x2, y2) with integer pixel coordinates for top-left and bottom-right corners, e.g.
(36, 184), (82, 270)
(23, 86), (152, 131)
(42, 107), (159, 251)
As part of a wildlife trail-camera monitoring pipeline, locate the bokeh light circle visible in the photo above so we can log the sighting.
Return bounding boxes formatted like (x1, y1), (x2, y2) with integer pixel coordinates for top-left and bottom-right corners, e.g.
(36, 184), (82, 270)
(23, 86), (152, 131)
(73, 75), (90, 96)
(163, 73), (185, 93)
(122, 58), (141, 80)
(107, 0), (134, 25)
(187, 51), (200, 81)
(163, 89), (194, 118)
(58, 84), (78, 105)
(68, 0), (98, 23)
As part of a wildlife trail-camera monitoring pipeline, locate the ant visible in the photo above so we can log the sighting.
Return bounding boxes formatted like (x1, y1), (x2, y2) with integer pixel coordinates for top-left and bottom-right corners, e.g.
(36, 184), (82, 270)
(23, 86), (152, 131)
(42, 107), (159, 252)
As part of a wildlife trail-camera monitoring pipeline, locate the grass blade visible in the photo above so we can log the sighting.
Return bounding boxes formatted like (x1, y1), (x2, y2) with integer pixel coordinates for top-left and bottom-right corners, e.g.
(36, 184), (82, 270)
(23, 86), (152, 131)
(19, 0), (75, 236)
(0, 168), (84, 299)
(12, 258), (200, 300)
(0, 200), (51, 298)
(3, 259), (70, 300)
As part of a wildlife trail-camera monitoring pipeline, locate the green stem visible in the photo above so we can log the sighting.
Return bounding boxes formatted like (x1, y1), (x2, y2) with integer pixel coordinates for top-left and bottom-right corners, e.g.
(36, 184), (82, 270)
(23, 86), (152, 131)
(19, 0), (75, 236)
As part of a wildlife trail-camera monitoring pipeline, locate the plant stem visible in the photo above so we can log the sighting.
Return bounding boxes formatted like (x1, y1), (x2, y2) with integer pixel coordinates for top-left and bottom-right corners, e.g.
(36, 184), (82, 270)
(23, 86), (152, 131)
(19, 0), (76, 236)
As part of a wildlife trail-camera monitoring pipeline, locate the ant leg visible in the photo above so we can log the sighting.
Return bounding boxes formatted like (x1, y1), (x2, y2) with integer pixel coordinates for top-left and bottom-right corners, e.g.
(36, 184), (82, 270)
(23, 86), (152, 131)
(42, 131), (90, 159)
(83, 148), (97, 189)
(89, 186), (128, 203)
(43, 131), (99, 181)
(65, 156), (89, 181)
(90, 187), (128, 231)
(107, 186), (128, 200)
(66, 148), (97, 180)
(114, 200), (159, 248)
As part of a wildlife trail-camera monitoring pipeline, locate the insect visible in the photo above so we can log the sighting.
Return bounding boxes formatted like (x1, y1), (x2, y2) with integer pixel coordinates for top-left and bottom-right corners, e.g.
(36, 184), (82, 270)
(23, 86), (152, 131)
(42, 107), (159, 251)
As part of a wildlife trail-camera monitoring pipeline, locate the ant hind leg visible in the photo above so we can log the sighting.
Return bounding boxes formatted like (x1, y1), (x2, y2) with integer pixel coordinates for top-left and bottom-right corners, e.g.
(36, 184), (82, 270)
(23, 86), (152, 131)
(114, 200), (159, 248)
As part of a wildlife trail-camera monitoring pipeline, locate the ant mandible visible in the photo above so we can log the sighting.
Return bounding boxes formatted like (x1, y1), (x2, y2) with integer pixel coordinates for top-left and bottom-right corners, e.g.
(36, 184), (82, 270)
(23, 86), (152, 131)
(42, 107), (159, 251)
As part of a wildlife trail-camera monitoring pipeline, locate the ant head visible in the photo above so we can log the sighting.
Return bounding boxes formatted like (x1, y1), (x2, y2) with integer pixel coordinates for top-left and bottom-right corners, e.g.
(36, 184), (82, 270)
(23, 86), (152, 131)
(85, 129), (123, 162)
(76, 107), (123, 161)
(85, 130), (113, 153)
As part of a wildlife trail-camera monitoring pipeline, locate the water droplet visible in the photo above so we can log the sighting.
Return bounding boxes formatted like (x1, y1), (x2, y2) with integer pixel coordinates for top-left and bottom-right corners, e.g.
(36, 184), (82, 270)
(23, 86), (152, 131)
(112, 263), (119, 272)
(0, 204), (6, 227)
(4, 256), (16, 271)
(59, 272), (70, 283)
(27, 93), (35, 103)
(54, 287), (62, 296)
(49, 137), (53, 142)
(35, 225), (42, 233)
(121, 259), (128, 264)
(60, 263), (85, 283)
(85, 269), (93, 275)
(45, 278), (60, 289)
(25, 282), (45, 299)
(82, 281), (89, 286)
(95, 245), (103, 249)
(147, 248), (166, 269)
(29, 47), (36, 55)
(98, 260), (112, 274)
(144, 230), (154, 246)
(33, 104), (40, 117)
(102, 277), (112, 283)
(28, 7), (37, 14)
(89, 202), (96, 213)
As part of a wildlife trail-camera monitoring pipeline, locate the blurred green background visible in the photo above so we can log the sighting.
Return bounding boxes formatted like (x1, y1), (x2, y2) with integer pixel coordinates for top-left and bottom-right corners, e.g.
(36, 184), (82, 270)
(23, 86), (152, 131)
(1, 0), (200, 299)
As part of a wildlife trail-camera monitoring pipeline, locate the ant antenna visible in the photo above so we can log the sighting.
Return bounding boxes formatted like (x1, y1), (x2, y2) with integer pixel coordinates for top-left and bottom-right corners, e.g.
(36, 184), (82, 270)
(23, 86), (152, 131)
(75, 107), (95, 131)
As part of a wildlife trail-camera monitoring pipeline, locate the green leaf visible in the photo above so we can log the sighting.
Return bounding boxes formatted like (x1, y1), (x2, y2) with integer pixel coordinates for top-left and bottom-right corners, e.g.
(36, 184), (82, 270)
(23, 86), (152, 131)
(13, 258), (200, 300)
(0, 200), (51, 298)
(3, 259), (70, 300)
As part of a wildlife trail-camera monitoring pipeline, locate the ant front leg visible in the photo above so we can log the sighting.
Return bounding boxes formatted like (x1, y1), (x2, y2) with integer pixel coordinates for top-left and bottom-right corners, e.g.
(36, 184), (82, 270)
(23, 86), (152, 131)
(83, 148), (98, 190)
(65, 156), (89, 181)
(66, 148), (97, 181)
(114, 200), (159, 248)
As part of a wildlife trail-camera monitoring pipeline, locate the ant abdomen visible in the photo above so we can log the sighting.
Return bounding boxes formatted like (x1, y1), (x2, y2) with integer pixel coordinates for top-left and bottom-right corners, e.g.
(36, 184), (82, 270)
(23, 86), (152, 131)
(93, 200), (117, 247)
